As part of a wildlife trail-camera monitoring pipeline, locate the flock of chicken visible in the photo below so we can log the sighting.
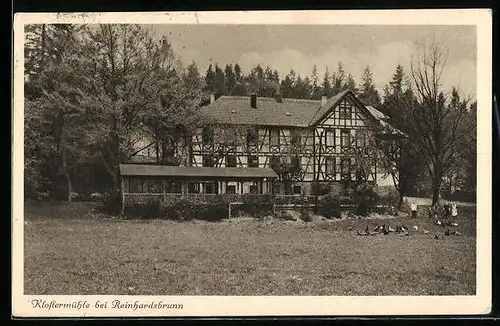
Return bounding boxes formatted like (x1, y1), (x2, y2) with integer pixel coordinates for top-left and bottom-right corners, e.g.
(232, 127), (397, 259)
(352, 218), (462, 239)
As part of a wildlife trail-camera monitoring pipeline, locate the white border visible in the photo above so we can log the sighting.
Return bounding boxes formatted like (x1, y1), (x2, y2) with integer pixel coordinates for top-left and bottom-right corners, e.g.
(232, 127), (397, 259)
(12, 9), (492, 317)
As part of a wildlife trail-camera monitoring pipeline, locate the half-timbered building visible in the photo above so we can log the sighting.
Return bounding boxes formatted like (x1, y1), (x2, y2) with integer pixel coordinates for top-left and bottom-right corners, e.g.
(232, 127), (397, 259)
(126, 90), (404, 197)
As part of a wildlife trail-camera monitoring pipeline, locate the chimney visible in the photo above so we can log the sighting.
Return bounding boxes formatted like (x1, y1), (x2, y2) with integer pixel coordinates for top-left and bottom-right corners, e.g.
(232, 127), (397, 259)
(321, 95), (328, 106)
(210, 94), (215, 104)
(250, 94), (257, 109)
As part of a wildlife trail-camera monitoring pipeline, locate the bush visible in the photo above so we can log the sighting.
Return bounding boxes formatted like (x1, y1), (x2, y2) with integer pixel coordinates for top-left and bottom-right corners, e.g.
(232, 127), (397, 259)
(299, 208), (313, 222)
(311, 182), (331, 196)
(123, 195), (160, 218)
(235, 194), (274, 218)
(351, 182), (380, 216)
(317, 194), (342, 219)
(159, 196), (228, 221)
(101, 192), (122, 214)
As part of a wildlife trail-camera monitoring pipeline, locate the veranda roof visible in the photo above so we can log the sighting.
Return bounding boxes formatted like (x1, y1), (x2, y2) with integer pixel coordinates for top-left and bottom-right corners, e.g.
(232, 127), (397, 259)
(119, 164), (279, 179)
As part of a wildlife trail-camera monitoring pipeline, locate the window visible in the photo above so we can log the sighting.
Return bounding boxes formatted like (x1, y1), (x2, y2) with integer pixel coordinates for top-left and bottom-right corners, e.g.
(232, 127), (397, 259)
(249, 185), (258, 194)
(203, 155), (215, 167)
(129, 178), (142, 193)
(246, 126), (259, 145)
(226, 155), (237, 167)
(202, 126), (214, 144)
(226, 185), (236, 194)
(204, 182), (218, 194)
(164, 181), (181, 193)
(248, 155), (259, 168)
(290, 130), (301, 145)
(326, 157), (335, 175)
(339, 102), (352, 119)
(188, 183), (200, 194)
(341, 130), (351, 147)
(144, 179), (161, 193)
(270, 129), (279, 147)
(326, 130), (335, 147)
(293, 185), (302, 195)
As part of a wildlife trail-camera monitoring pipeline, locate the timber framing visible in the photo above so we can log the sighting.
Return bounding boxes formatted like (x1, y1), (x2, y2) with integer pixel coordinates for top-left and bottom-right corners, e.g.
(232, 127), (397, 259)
(130, 91), (404, 195)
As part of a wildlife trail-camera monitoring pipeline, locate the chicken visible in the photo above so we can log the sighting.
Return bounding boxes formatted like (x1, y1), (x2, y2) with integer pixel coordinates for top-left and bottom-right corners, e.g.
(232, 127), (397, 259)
(434, 234), (440, 240)
(413, 225), (418, 231)
(423, 229), (429, 234)
(387, 226), (395, 232)
(435, 220), (442, 226)
(450, 222), (458, 227)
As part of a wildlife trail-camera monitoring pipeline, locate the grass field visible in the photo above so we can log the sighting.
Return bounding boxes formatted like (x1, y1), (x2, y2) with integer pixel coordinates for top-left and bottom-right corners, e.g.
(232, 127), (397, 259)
(23, 201), (476, 296)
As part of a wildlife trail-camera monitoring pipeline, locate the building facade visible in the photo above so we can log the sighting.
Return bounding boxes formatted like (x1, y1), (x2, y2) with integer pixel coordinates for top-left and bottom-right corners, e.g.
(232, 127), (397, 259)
(128, 90), (403, 196)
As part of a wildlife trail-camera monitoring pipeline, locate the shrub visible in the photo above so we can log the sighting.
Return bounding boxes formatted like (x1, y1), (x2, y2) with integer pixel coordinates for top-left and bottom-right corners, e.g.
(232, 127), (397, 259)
(311, 182), (331, 196)
(317, 194), (342, 219)
(236, 194), (274, 218)
(101, 192), (122, 214)
(159, 197), (198, 221)
(158, 196), (229, 221)
(122, 195), (161, 218)
(299, 208), (313, 222)
(351, 182), (380, 216)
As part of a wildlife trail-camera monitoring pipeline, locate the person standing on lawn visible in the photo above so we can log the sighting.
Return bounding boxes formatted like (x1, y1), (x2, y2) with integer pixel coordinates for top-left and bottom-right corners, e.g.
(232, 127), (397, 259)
(443, 201), (451, 219)
(410, 200), (417, 219)
(451, 202), (458, 218)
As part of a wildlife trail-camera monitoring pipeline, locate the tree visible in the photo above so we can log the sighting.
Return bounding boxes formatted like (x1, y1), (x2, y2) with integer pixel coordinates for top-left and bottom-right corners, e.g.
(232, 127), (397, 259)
(280, 69), (296, 98)
(204, 64), (215, 93)
(234, 63), (242, 82)
(213, 64), (226, 95)
(378, 64), (426, 208)
(343, 73), (358, 95)
(322, 67), (333, 97)
(310, 64), (322, 100)
(358, 66), (381, 107)
(183, 61), (203, 101)
(224, 64), (237, 95)
(24, 24), (85, 200)
(332, 62), (346, 94)
(408, 39), (472, 205)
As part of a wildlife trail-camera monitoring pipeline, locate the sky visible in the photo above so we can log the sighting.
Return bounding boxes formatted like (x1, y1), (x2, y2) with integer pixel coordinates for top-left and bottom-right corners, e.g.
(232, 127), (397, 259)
(151, 25), (477, 97)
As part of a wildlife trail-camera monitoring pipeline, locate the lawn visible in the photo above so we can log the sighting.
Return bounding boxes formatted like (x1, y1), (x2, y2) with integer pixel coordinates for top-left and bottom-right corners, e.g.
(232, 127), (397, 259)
(23, 201), (476, 296)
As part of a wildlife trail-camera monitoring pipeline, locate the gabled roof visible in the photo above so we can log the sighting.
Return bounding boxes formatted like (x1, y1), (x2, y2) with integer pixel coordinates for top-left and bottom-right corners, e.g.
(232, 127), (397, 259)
(201, 90), (389, 129)
(120, 164), (279, 179)
(201, 96), (322, 127)
(308, 90), (349, 125)
(200, 91), (408, 141)
(365, 105), (390, 121)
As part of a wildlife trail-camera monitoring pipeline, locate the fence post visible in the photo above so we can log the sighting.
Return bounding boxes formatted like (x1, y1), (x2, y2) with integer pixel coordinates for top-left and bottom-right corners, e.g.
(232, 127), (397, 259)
(121, 193), (125, 215)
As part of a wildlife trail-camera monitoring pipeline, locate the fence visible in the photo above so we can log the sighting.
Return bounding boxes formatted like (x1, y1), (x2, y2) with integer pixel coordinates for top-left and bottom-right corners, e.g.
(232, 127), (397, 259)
(123, 192), (272, 204)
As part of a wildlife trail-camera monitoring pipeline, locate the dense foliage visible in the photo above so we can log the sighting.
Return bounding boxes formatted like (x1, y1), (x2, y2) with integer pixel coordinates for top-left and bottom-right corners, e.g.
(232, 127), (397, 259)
(24, 24), (476, 208)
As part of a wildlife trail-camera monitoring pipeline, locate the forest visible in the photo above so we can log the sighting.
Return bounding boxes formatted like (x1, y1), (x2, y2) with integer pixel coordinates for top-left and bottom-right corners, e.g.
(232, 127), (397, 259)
(23, 24), (477, 206)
